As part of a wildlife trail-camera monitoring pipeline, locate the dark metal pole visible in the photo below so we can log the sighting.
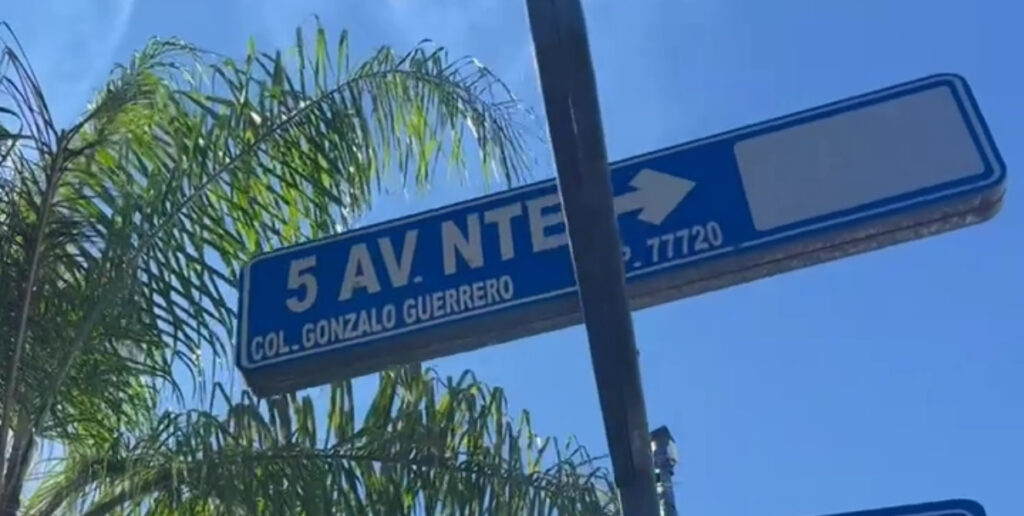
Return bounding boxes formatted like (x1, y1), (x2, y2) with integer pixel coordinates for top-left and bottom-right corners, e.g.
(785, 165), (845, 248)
(651, 426), (679, 516)
(523, 1), (658, 514)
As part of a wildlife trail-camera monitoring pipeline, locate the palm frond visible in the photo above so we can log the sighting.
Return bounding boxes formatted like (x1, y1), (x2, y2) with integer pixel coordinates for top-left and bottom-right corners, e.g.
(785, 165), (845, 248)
(26, 368), (619, 516)
(40, 19), (534, 416)
(0, 29), (194, 466)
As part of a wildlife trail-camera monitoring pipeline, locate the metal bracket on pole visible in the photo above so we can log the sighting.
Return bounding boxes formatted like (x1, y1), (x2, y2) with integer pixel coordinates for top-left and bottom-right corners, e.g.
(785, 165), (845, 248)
(651, 426), (679, 516)
(523, 0), (658, 514)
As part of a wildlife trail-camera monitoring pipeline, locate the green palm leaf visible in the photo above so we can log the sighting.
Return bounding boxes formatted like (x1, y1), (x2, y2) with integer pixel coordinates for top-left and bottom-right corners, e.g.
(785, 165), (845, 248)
(26, 368), (618, 516)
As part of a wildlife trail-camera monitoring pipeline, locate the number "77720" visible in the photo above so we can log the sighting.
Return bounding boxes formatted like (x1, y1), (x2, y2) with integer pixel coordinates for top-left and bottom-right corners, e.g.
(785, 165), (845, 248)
(645, 221), (724, 263)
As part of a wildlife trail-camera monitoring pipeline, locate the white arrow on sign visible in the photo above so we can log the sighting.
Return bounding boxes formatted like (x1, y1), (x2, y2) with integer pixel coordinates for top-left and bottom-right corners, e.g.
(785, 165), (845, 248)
(613, 168), (695, 225)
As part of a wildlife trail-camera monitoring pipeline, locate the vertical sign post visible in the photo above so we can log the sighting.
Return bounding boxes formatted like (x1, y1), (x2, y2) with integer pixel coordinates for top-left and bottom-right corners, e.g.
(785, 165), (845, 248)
(524, 0), (659, 513)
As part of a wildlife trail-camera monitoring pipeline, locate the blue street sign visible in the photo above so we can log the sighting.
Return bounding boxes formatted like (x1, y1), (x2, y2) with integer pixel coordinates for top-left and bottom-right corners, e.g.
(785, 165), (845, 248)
(821, 499), (985, 516)
(237, 73), (1005, 395)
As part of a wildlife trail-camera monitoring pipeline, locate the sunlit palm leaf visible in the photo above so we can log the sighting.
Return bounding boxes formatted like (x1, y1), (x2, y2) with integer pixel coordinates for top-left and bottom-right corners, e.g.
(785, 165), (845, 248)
(26, 368), (619, 516)
(51, 20), (534, 404)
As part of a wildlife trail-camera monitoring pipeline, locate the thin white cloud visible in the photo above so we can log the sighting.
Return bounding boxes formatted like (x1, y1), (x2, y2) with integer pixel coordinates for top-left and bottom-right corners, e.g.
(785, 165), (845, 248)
(255, 0), (538, 96)
(378, 0), (535, 79)
(4, 0), (136, 125)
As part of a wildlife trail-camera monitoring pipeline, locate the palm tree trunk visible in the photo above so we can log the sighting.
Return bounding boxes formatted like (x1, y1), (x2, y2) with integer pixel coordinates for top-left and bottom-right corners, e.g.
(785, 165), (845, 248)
(1, 417), (35, 516)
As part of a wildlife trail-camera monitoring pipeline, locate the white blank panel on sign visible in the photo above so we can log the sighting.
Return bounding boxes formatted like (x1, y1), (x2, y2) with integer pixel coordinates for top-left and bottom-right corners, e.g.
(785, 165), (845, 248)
(733, 85), (985, 231)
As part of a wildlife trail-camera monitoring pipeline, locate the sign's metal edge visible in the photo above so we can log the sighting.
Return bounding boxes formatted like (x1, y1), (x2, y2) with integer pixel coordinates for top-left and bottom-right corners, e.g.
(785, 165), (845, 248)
(237, 260), (254, 369)
(813, 499), (985, 516)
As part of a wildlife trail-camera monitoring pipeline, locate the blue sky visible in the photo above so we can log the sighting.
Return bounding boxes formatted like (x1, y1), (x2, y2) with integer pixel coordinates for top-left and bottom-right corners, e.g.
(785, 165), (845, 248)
(7, 0), (1024, 514)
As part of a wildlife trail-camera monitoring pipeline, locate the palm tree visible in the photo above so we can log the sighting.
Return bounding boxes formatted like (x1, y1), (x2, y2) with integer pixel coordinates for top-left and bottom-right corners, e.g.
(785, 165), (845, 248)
(26, 368), (617, 515)
(0, 19), (617, 515)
